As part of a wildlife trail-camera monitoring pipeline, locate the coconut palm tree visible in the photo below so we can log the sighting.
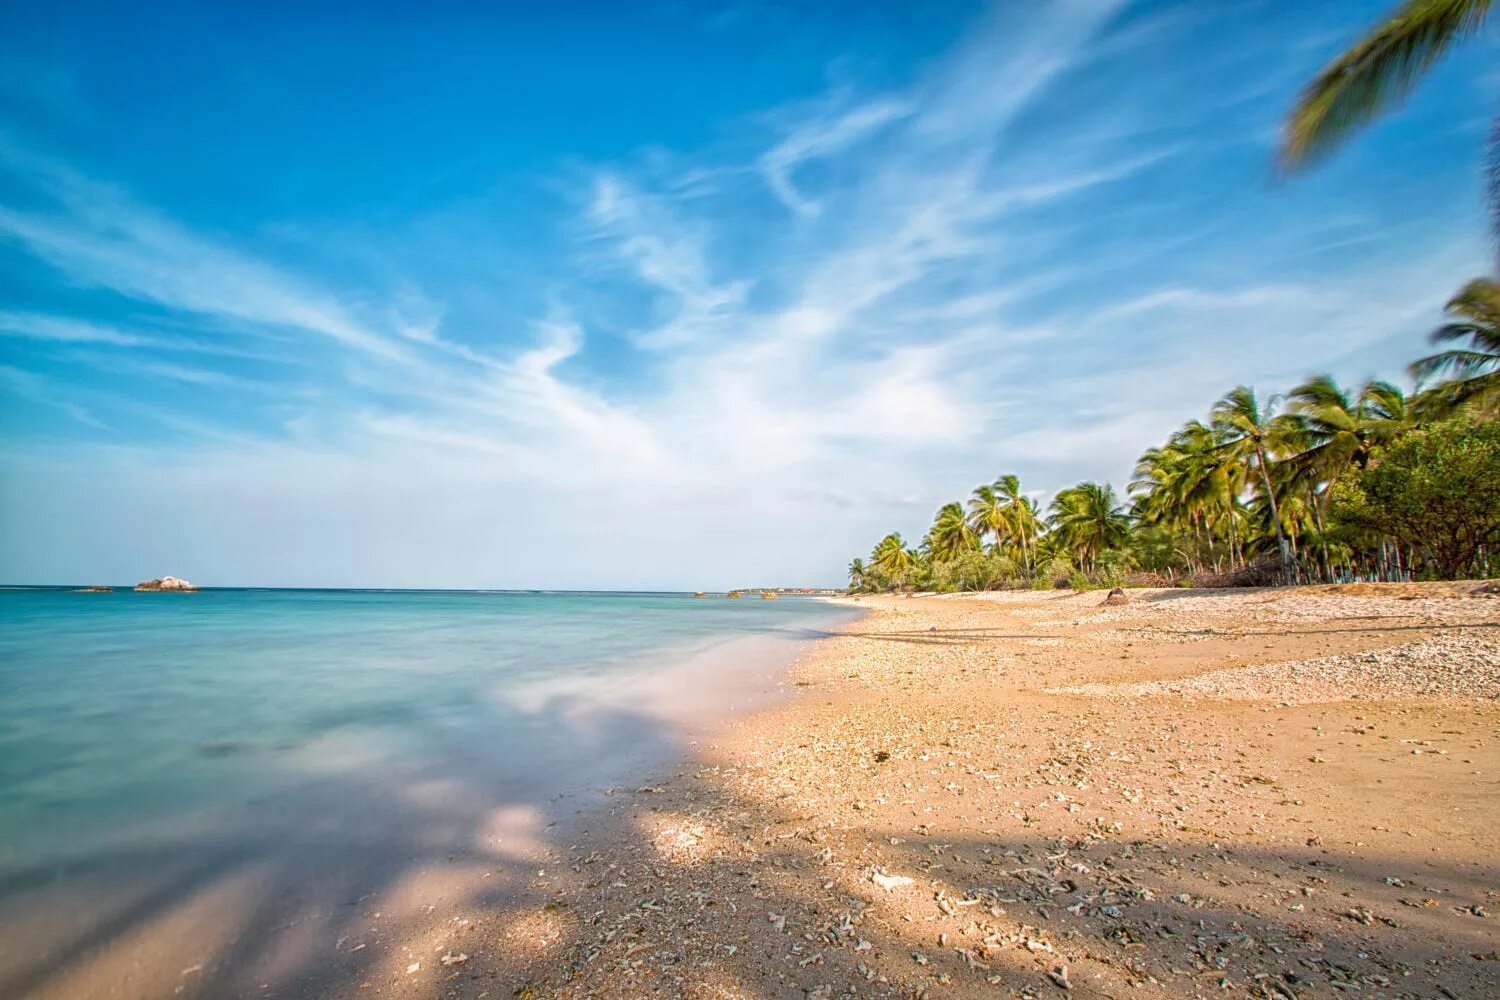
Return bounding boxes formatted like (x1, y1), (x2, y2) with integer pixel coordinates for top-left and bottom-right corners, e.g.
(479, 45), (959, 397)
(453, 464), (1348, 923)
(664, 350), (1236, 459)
(1133, 453), (1196, 570)
(967, 483), (1011, 553)
(847, 558), (868, 592)
(1281, 375), (1414, 579)
(925, 501), (980, 562)
(1282, 1), (1495, 171)
(1211, 386), (1298, 579)
(1286, 375), (1413, 472)
(1410, 276), (1500, 412)
(1136, 419), (1252, 570)
(871, 533), (916, 588)
(995, 474), (1039, 575)
(1048, 482), (1131, 575)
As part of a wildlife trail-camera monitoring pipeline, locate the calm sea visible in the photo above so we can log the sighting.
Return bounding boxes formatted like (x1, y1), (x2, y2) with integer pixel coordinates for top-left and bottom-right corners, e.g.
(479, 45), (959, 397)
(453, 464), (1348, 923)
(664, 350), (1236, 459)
(0, 588), (858, 997)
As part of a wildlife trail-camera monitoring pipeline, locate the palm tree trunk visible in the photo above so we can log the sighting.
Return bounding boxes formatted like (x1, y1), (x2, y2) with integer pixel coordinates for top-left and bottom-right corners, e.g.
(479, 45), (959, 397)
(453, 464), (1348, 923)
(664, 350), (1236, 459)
(1310, 486), (1332, 583)
(1254, 446), (1293, 583)
(1226, 498), (1240, 570)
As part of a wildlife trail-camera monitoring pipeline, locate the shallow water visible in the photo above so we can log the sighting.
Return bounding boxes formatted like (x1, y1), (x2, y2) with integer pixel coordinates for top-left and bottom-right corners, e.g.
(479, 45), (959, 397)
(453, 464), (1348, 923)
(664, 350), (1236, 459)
(0, 588), (857, 997)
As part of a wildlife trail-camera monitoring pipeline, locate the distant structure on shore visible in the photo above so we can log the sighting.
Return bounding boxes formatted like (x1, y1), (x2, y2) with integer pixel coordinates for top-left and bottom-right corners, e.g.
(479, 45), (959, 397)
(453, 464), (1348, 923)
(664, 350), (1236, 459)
(704, 587), (840, 599)
(135, 576), (198, 592)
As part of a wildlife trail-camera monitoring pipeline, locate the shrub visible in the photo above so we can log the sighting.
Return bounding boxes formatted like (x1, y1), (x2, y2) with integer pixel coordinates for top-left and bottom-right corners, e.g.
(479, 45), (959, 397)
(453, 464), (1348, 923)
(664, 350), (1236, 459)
(1331, 416), (1500, 579)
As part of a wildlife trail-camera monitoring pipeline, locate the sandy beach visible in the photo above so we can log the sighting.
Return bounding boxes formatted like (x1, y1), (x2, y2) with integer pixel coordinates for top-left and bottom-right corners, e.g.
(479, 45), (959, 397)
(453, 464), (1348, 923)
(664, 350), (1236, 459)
(396, 584), (1500, 1000)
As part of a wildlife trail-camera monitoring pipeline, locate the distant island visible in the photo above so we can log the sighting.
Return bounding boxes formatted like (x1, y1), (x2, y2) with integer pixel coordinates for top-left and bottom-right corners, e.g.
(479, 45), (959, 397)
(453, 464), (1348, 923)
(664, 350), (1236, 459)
(134, 576), (198, 592)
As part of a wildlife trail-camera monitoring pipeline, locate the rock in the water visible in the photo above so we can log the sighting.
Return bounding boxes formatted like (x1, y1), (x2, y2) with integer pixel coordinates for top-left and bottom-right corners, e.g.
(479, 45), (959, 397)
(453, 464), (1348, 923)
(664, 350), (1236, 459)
(1102, 587), (1128, 606)
(135, 576), (198, 592)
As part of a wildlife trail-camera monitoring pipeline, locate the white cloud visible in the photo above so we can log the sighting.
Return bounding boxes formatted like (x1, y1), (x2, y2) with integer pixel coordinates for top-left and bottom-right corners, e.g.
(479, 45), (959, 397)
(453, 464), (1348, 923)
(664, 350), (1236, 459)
(758, 96), (913, 216)
(0, 154), (415, 365)
(0, 311), (145, 345)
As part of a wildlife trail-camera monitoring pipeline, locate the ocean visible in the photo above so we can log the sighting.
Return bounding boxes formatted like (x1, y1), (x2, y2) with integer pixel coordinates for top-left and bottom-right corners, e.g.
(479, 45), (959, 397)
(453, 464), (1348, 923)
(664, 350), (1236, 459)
(0, 587), (859, 996)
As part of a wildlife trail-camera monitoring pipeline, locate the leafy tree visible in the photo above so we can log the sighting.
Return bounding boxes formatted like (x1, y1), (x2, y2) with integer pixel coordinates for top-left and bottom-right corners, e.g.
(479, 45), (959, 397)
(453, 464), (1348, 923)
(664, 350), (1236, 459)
(1332, 416), (1500, 577)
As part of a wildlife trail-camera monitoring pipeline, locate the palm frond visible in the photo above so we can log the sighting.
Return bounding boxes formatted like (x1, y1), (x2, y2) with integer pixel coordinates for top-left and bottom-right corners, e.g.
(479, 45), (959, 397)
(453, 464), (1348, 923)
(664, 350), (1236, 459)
(1282, 0), (1492, 170)
(1411, 348), (1500, 379)
(1489, 111), (1500, 257)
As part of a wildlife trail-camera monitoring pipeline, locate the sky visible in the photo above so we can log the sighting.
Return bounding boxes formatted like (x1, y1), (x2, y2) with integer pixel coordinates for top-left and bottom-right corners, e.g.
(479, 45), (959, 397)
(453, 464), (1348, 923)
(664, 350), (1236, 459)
(0, 1), (1496, 589)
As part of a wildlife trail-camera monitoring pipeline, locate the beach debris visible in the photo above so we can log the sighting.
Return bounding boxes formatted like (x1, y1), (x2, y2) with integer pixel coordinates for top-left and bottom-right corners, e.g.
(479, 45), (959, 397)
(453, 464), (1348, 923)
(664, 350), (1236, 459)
(871, 871), (914, 892)
(1101, 588), (1129, 606)
(1048, 964), (1072, 990)
(406, 962), (421, 974)
(441, 951), (469, 966)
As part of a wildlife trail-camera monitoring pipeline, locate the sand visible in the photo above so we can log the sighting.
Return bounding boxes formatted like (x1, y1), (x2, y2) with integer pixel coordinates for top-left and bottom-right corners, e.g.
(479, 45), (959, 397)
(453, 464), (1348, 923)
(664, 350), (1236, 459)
(424, 584), (1500, 1000)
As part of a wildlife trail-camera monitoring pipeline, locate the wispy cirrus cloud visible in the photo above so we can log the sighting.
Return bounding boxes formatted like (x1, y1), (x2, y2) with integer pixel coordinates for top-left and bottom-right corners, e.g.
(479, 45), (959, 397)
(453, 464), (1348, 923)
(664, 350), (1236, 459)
(758, 96), (914, 217)
(0, 153), (413, 365)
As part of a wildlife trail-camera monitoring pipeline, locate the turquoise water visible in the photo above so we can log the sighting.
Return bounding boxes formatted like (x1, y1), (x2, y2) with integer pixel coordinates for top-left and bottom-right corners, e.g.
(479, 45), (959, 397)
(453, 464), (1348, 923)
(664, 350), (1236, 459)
(0, 588), (856, 871)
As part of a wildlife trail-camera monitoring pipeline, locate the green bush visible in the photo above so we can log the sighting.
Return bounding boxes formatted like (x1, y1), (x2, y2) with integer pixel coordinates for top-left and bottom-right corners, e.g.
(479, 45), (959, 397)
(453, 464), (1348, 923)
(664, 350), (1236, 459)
(1331, 416), (1500, 579)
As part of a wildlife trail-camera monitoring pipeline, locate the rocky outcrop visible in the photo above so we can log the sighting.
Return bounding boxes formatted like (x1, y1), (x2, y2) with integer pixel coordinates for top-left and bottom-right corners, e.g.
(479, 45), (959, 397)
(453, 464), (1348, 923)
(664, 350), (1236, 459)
(135, 576), (198, 592)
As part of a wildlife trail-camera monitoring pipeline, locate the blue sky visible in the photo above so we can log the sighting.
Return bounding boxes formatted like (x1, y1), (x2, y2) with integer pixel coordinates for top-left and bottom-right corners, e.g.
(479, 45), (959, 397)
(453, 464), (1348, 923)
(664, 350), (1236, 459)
(1, 0), (1496, 588)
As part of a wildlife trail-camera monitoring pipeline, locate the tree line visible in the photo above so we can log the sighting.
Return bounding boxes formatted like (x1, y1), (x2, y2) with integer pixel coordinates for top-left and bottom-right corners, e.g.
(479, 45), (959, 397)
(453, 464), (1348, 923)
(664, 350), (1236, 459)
(847, 277), (1500, 593)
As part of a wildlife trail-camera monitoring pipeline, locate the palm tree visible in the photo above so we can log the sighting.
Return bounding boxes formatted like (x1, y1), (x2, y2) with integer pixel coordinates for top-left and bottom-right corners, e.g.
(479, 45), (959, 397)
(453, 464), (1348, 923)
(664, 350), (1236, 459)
(1048, 482), (1131, 575)
(995, 474), (1039, 575)
(1212, 386), (1298, 580)
(1282, 0), (1497, 243)
(1136, 419), (1253, 570)
(1287, 375), (1412, 471)
(1410, 276), (1500, 412)
(967, 483), (1011, 553)
(925, 501), (980, 562)
(1132, 422), (1234, 570)
(1282, 375), (1415, 579)
(847, 558), (867, 592)
(968, 475), (1038, 573)
(871, 533), (916, 587)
